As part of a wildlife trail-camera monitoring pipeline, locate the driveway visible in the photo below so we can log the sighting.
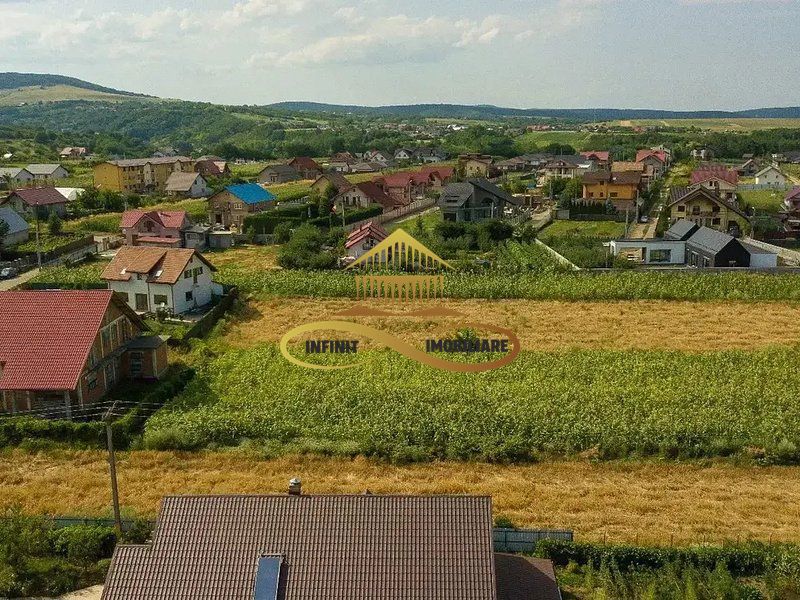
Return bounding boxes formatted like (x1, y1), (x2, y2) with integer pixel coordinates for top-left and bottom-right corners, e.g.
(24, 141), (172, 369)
(0, 267), (40, 291)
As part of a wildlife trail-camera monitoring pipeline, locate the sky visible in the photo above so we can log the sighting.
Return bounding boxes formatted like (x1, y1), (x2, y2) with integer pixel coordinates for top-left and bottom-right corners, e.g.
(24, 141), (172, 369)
(1, 0), (799, 110)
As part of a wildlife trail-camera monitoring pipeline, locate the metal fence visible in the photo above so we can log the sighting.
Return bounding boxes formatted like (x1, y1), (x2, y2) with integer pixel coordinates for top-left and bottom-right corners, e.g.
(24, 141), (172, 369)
(493, 528), (574, 553)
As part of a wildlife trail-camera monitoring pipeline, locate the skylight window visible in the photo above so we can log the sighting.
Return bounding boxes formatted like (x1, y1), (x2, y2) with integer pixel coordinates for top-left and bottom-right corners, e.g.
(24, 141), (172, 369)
(253, 555), (282, 600)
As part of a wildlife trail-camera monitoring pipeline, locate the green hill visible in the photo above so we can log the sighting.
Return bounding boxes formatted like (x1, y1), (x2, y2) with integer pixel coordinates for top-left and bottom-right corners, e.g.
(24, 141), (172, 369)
(0, 73), (153, 106)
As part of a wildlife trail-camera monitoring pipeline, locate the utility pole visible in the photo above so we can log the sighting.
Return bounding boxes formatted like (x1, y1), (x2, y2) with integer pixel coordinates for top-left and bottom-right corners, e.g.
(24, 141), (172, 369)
(104, 402), (122, 535)
(35, 208), (42, 269)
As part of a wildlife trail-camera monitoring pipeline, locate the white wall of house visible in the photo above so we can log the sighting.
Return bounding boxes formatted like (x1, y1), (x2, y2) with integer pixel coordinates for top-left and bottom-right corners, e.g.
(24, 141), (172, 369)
(107, 257), (218, 314)
(755, 168), (787, 187)
(610, 240), (686, 264)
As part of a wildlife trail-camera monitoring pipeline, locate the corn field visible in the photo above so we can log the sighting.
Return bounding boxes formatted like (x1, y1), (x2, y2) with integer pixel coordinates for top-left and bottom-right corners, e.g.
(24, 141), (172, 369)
(145, 345), (800, 462)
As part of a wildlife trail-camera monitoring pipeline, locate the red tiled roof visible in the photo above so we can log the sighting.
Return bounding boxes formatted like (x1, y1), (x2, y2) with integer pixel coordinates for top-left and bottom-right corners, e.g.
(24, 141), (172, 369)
(581, 151), (610, 161)
(9, 187), (67, 206)
(635, 149), (667, 164)
(690, 168), (738, 186)
(288, 157), (322, 172)
(120, 210), (187, 230)
(345, 220), (388, 249)
(0, 290), (133, 391)
(785, 187), (800, 202)
(355, 181), (396, 209)
(420, 165), (455, 180)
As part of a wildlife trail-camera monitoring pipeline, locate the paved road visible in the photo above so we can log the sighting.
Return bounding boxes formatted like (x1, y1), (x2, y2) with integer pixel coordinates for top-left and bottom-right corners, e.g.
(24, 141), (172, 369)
(0, 267), (40, 291)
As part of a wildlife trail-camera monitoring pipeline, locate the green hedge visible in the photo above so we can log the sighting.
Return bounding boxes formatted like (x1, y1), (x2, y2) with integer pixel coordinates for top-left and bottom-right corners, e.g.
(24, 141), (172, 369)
(50, 526), (116, 564)
(535, 539), (799, 578)
(0, 366), (195, 449)
(307, 204), (382, 228)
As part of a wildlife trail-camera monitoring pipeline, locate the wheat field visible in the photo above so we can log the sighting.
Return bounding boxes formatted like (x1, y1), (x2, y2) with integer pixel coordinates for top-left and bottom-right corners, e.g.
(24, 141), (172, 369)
(221, 298), (800, 352)
(1, 450), (798, 545)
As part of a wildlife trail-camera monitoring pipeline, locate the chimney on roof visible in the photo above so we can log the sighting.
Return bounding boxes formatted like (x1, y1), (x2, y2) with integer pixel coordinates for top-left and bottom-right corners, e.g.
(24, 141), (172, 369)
(288, 477), (302, 496)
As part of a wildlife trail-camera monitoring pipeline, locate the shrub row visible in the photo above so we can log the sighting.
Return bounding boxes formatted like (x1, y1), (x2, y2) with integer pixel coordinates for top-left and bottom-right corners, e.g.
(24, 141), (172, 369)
(0, 366), (195, 449)
(535, 539), (800, 578)
(306, 204), (383, 228)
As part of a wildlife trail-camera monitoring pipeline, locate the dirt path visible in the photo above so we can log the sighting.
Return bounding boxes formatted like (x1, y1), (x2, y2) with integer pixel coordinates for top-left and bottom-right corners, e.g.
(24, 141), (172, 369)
(2, 450), (799, 545)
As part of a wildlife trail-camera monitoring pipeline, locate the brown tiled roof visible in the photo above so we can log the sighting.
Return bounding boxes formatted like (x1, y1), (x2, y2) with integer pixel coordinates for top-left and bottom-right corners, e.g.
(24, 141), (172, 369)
(494, 555), (560, 600)
(288, 157), (322, 172)
(346, 220), (388, 249)
(611, 161), (644, 173)
(102, 247), (215, 285)
(102, 494), (498, 600)
(313, 172), (351, 192)
(354, 181), (396, 209)
(8, 187), (67, 206)
(120, 210), (187, 230)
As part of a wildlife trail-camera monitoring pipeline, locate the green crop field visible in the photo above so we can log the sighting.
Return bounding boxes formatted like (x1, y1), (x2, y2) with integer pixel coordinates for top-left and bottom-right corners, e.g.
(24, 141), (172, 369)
(514, 130), (597, 152)
(738, 189), (787, 213)
(144, 344), (800, 462)
(612, 118), (800, 131)
(541, 220), (626, 239)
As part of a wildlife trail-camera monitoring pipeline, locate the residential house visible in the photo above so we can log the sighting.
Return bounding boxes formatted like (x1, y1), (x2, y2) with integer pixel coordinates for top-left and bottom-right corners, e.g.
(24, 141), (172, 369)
(581, 151), (611, 170)
(754, 164), (788, 187)
(689, 167), (739, 203)
(541, 157), (582, 180)
(0, 167), (34, 188)
(691, 148), (714, 161)
(394, 148), (415, 161)
(0, 290), (168, 415)
(668, 186), (749, 236)
(93, 156), (195, 193)
(581, 170), (642, 212)
(0, 206), (30, 247)
(375, 171), (433, 206)
(2, 187), (68, 218)
(350, 162), (382, 173)
(333, 181), (396, 211)
(331, 151), (355, 162)
(287, 157), (323, 180)
(438, 178), (519, 222)
(459, 154), (495, 178)
(781, 187), (800, 233)
(165, 172), (211, 198)
(519, 153), (553, 170)
(101, 246), (220, 314)
(610, 220), (776, 268)
(329, 159), (353, 173)
(635, 150), (667, 178)
(345, 221), (389, 259)
(152, 147), (179, 158)
(736, 158), (761, 176)
(182, 225), (212, 250)
(120, 210), (190, 247)
(208, 183), (276, 230)
(99, 490), (561, 600)
(310, 172), (351, 196)
(685, 226), (757, 268)
(496, 157), (531, 173)
(25, 163), (69, 181)
(258, 164), (301, 184)
(414, 148), (448, 163)
(419, 165), (455, 188)
(779, 151), (800, 164)
(194, 158), (231, 179)
(59, 147), (87, 160)
(362, 149), (391, 164)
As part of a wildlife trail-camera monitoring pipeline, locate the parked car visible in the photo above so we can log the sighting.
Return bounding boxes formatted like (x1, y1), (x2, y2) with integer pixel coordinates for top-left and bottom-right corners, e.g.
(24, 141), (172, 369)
(0, 267), (19, 280)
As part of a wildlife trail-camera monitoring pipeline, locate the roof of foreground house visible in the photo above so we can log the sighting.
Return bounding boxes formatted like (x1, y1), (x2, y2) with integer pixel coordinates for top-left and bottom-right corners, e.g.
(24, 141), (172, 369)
(686, 226), (738, 254)
(102, 246), (215, 285)
(101, 494), (499, 600)
(0, 290), (144, 391)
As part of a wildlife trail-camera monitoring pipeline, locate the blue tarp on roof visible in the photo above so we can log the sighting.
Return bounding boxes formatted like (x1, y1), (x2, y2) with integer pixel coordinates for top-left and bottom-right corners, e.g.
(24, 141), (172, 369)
(226, 183), (276, 205)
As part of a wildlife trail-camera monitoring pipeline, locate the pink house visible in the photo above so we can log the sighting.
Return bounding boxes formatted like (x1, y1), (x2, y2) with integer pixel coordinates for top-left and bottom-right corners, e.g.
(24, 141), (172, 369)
(120, 210), (190, 247)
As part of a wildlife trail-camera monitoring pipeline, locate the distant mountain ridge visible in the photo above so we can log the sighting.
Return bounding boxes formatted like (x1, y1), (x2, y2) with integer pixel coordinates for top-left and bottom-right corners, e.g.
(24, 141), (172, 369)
(0, 72), (151, 98)
(267, 101), (800, 121)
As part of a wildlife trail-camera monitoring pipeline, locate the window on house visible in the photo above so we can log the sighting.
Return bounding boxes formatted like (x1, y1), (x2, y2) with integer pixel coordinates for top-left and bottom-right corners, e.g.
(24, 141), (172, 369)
(185, 291), (193, 302)
(194, 267), (203, 276)
(153, 294), (168, 306)
(87, 373), (98, 391)
(692, 206), (701, 215)
(677, 205), (685, 212)
(712, 218), (721, 225)
(184, 270), (192, 279)
(610, 192), (618, 198)
(135, 293), (149, 311)
(649, 249), (672, 263)
(129, 351), (143, 378)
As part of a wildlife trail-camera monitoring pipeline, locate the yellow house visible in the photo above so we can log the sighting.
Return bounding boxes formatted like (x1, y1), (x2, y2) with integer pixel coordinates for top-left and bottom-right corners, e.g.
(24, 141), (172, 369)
(458, 154), (493, 178)
(668, 187), (749, 236)
(581, 171), (641, 212)
(93, 157), (194, 193)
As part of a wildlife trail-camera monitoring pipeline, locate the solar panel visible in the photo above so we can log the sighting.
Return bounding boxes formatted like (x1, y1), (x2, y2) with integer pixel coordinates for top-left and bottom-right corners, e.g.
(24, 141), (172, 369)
(253, 555), (282, 600)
